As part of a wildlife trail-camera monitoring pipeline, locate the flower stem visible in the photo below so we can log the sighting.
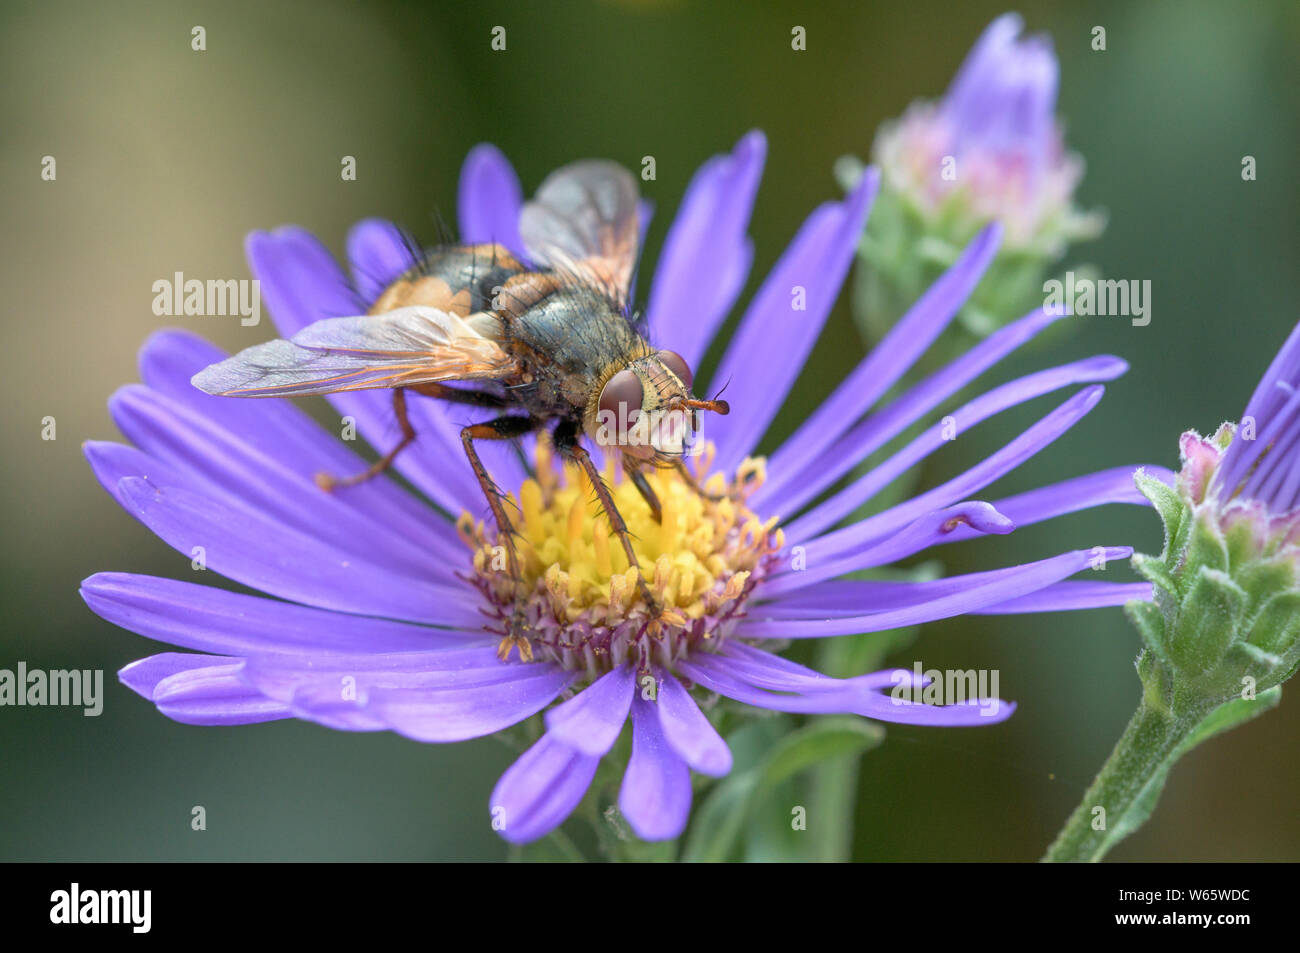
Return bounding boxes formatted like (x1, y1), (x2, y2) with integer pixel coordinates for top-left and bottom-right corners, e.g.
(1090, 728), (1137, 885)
(1042, 696), (1202, 863)
(808, 753), (858, 862)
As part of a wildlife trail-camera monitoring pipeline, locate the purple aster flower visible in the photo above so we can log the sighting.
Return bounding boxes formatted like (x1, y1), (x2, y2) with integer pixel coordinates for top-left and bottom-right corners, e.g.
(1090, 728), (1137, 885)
(1201, 318), (1300, 521)
(82, 130), (1162, 846)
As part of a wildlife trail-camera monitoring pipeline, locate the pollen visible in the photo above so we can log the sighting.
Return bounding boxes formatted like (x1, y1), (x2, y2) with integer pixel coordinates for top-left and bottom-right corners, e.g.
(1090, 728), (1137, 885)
(457, 439), (782, 678)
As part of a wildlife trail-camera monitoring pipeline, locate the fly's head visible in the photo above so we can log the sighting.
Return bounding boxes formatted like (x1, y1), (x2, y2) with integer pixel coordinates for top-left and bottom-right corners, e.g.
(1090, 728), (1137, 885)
(589, 350), (729, 463)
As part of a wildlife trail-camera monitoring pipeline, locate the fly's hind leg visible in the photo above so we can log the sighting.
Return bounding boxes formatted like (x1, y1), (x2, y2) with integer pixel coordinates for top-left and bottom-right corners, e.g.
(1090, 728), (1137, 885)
(462, 415), (542, 661)
(315, 388), (417, 491)
(315, 383), (510, 491)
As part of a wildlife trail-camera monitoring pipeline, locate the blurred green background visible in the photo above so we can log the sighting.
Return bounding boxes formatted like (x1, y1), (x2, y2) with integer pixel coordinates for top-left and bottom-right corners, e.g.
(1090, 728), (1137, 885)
(3, 0), (1297, 861)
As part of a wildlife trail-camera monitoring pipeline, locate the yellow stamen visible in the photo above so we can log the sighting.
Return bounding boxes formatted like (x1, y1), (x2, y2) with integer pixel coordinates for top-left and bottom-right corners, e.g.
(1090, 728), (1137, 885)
(461, 439), (780, 676)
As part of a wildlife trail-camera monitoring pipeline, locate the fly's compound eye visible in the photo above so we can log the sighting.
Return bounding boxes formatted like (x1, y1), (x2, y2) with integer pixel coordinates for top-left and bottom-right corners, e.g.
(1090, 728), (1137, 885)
(658, 349), (693, 389)
(598, 368), (645, 449)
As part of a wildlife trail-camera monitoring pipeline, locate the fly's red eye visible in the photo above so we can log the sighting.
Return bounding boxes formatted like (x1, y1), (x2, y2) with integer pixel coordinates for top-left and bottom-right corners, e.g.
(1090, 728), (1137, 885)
(598, 368), (644, 422)
(658, 350), (693, 389)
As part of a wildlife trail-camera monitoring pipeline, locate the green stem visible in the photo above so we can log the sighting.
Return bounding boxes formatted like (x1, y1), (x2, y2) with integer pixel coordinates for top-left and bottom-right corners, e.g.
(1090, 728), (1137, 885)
(808, 751), (859, 862)
(1042, 697), (1204, 863)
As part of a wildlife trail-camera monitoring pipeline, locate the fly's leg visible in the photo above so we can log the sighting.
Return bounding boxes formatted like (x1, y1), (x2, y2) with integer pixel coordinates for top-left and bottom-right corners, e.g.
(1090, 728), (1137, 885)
(462, 415), (541, 661)
(315, 384), (509, 491)
(411, 381), (509, 410)
(624, 459), (663, 524)
(673, 459), (729, 503)
(315, 388), (417, 491)
(554, 422), (680, 633)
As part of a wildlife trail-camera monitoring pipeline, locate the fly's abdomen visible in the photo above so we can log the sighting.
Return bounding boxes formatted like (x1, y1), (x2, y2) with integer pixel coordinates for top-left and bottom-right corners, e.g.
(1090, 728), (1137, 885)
(370, 243), (526, 316)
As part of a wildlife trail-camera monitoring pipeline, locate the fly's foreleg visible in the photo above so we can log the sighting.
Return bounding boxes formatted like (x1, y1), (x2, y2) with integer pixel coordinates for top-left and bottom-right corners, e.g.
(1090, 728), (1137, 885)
(624, 459), (663, 524)
(462, 415), (540, 661)
(554, 424), (681, 633)
(673, 459), (728, 503)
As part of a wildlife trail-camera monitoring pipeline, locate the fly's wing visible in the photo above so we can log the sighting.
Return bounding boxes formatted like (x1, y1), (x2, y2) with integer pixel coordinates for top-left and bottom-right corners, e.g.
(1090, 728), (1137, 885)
(519, 160), (640, 311)
(191, 306), (516, 397)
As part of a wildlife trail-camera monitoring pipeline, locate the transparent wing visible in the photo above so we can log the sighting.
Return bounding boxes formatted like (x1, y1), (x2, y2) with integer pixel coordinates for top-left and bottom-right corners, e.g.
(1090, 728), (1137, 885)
(519, 159), (640, 310)
(191, 306), (515, 397)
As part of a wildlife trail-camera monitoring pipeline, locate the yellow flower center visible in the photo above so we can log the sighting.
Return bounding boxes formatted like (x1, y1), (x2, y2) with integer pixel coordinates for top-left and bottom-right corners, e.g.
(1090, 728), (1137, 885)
(457, 440), (782, 678)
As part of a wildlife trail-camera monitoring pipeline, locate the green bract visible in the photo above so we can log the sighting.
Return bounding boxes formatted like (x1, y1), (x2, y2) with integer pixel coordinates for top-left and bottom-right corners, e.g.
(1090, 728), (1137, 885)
(1132, 425), (1300, 703)
(1045, 423), (1300, 862)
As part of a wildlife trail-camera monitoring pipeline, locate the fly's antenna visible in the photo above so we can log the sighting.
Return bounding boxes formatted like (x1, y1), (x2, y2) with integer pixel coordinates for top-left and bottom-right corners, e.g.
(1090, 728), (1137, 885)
(672, 377), (732, 415)
(670, 396), (730, 416)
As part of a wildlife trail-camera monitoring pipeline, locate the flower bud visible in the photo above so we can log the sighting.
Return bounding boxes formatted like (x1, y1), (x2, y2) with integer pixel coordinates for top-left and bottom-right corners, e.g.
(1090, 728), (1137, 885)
(842, 14), (1104, 356)
(1130, 424), (1300, 702)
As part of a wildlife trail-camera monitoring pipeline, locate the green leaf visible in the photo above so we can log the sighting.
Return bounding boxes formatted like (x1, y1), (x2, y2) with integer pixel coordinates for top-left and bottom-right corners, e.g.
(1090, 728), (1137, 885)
(755, 717), (885, 796)
(681, 717), (885, 862)
(1182, 687), (1282, 749)
(509, 827), (585, 863)
(680, 770), (759, 863)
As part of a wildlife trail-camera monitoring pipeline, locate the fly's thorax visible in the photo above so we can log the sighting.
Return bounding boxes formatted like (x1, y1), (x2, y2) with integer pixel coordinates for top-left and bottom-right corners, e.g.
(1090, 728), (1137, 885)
(505, 285), (649, 409)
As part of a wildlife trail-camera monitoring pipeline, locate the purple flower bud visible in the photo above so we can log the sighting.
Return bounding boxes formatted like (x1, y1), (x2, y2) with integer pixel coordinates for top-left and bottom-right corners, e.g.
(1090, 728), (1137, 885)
(873, 13), (1102, 252)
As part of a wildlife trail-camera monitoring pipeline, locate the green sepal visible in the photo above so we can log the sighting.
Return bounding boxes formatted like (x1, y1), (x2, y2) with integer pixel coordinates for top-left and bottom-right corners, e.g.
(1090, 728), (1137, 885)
(1133, 469), (1185, 558)
(1051, 428), (1300, 862)
(1222, 516), (1265, 572)
(1237, 564), (1300, 630)
(1168, 568), (1245, 676)
(1179, 516), (1230, 597)
(1231, 641), (1286, 682)
(1243, 591), (1300, 660)
(1132, 552), (1179, 601)
(1124, 599), (1166, 659)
